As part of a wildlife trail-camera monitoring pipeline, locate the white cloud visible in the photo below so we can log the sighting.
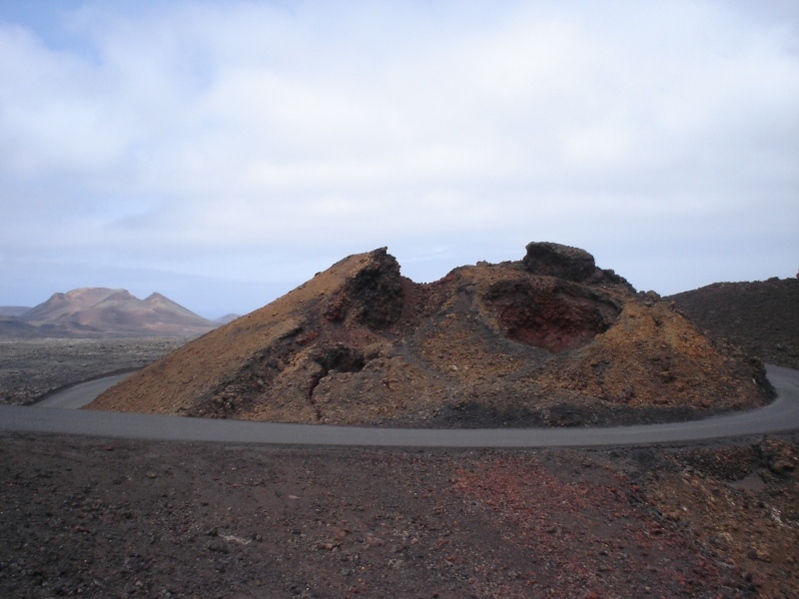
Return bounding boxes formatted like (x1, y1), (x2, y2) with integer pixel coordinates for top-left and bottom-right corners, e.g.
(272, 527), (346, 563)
(0, 0), (797, 314)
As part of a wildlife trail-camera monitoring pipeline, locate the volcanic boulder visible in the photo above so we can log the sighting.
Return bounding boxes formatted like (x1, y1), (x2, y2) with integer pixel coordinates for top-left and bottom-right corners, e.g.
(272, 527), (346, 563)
(522, 242), (633, 291)
(90, 244), (771, 427)
(523, 242), (597, 282)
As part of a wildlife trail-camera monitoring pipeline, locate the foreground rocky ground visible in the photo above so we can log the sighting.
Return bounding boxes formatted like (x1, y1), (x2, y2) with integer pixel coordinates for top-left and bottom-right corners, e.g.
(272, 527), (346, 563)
(2, 432), (798, 598)
(0, 337), (191, 405)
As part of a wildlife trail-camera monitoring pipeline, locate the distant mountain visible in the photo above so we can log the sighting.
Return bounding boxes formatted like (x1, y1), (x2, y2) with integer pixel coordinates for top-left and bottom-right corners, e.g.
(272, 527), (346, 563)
(0, 306), (31, 317)
(15, 288), (218, 337)
(214, 313), (241, 325)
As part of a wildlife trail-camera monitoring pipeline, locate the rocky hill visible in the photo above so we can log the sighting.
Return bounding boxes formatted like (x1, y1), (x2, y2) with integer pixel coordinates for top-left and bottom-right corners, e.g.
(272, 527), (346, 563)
(16, 288), (217, 338)
(90, 243), (770, 427)
(669, 277), (799, 370)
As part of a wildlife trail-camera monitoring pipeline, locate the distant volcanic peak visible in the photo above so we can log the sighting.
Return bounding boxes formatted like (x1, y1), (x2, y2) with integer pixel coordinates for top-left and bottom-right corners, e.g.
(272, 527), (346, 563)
(97, 290), (139, 305)
(66, 287), (126, 304)
(145, 294), (209, 321)
(20, 289), (112, 322)
(215, 313), (240, 325)
(18, 287), (216, 336)
(143, 292), (178, 309)
(144, 292), (168, 302)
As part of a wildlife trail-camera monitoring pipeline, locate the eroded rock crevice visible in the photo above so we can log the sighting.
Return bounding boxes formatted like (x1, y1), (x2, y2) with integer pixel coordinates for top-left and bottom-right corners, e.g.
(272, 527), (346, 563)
(306, 345), (366, 417)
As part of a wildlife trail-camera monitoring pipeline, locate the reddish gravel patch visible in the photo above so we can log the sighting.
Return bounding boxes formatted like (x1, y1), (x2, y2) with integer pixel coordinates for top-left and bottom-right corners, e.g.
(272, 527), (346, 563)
(3, 433), (787, 598)
(451, 455), (743, 597)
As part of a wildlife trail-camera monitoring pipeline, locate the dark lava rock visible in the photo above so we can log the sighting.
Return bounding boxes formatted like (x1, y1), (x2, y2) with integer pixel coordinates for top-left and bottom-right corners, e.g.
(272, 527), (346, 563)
(522, 242), (635, 292)
(523, 242), (598, 282)
(668, 277), (799, 369)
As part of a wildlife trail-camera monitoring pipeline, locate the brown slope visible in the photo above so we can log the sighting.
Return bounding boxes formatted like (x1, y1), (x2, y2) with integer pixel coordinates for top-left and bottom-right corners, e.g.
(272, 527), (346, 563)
(89, 248), (404, 418)
(668, 278), (799, 370)
(89, 244), (771, 426)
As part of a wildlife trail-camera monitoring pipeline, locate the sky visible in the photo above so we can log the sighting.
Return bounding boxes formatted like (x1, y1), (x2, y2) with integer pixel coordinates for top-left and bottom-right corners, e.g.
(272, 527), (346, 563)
(1, 0), (797, 319)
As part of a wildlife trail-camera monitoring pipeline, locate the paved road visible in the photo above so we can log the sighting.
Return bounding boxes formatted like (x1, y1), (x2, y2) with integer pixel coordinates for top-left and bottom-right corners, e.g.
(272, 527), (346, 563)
(35, 373), (133, 409)
(1, 365), (798, 448)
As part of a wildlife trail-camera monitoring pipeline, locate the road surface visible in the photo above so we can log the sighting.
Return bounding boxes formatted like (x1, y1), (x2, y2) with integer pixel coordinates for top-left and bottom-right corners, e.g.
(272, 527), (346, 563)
(1, 364), (798, 448)
(34, 373), (133, 409)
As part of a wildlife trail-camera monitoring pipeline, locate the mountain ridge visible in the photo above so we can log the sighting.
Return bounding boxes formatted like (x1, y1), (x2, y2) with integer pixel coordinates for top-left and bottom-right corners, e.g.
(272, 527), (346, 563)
(9, 288), (216, 338)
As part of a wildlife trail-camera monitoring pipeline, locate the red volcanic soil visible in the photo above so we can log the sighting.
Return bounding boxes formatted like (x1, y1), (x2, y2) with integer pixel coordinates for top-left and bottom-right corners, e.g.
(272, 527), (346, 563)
(1, 433), (797, 598)
(90, 243), (770, 426)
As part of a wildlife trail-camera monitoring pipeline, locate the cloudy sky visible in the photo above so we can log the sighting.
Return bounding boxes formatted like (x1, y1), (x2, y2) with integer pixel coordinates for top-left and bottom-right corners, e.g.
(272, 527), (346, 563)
(1, 0), (797, 319)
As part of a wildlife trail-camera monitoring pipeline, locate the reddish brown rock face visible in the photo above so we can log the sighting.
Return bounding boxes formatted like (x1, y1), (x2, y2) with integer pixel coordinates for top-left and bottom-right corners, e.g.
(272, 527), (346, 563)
(89, 243), (771, 426)
(483, 279), (622, 353)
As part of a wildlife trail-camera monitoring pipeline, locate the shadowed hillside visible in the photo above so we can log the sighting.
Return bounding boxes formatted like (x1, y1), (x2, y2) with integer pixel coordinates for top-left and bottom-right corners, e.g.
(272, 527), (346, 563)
(669, 278), (799, 370)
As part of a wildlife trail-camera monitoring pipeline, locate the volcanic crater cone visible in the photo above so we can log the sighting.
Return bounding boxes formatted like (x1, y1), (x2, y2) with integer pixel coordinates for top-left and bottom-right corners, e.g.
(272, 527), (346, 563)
(89, 243), (772, 427)
(19, 287), (217, 337)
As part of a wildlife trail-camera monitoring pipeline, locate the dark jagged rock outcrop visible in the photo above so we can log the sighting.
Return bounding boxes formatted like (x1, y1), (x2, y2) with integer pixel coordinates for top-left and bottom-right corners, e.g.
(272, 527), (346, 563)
(523, 242), (597, 282)
(522, 242), (633, 291)
(91, 244), (770, 427)
(324, 248), (404, 329)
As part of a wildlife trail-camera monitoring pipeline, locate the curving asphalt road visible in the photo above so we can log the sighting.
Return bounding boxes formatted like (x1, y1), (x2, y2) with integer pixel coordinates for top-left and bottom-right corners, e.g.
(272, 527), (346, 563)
(1, 364), (798, 448)
(34, 373), (134, 409)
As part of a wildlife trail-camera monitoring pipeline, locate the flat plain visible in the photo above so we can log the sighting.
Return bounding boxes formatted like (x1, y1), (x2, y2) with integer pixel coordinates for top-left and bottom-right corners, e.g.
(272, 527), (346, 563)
(0, 337), (190, 405)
